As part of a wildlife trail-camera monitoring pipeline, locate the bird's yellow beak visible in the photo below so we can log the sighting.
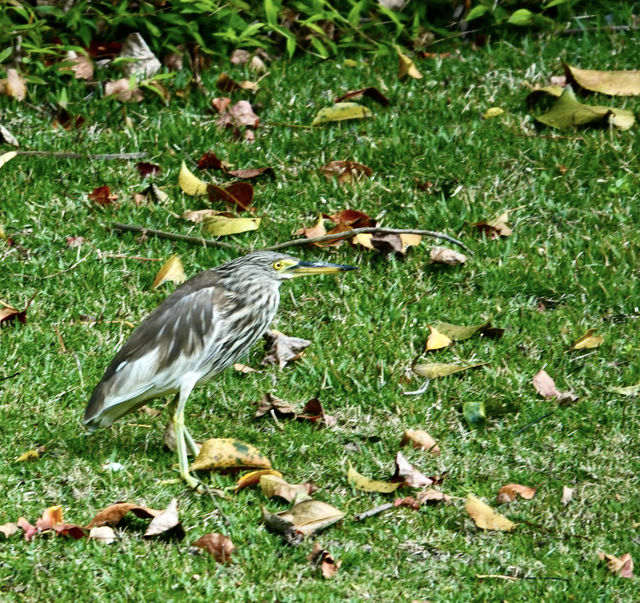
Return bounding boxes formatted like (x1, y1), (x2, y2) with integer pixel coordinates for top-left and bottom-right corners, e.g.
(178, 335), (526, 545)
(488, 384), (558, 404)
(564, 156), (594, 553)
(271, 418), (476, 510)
(287, 259), (357, 277)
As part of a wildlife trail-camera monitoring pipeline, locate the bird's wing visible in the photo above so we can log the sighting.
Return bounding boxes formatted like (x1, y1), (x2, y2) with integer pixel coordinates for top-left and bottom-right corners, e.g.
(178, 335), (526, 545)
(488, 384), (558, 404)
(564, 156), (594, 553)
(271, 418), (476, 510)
(83, 271), (240, 428)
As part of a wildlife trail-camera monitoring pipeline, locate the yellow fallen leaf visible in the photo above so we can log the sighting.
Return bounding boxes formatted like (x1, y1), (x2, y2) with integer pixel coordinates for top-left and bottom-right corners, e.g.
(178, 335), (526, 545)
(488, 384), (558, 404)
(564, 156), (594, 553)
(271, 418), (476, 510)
(400, 429), (441, 455)
(202, 215), (261, 236)
(347, 463), (400, 493)
(0, 151), (18, 169)
(152, 255), (186, 289)
(352, 233), (374, 249)
(483, 107), (504, 119)
(311, 102), (373, 126)
(400, 233), (422, 252)
(178, 161), (208, 196)
(425, 325), (452, 351)
(396, 46), (423, 80)
(608, 381), (640, 396)
(234, 469), (282, 492)
(191, 438), (272, 471)
(570, 328), (603, 350)
(564, 63), (640, 96)
(465, 494), (516, 531)
(16, 449), (39, 462)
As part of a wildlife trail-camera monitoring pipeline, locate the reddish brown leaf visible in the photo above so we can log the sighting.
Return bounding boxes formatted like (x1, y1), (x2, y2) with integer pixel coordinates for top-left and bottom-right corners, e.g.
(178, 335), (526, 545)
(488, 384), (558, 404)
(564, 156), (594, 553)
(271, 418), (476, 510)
(294, 215), (327, 240)
(496, 483), (538, 504)
(316, 223), (353, 248)
(391, 452), (433, 488)
(227, 167), (274, 179)
(298, 398), (336, 427)
(53, 523), (87, 540)
(533, 369), (578, 404)
(262, 330), (311, 368)
(0, 292), (36, 326)
(308, 542), (342, 578)
(89, 41), (122, 59)
(325, 209), (375, 227)
(35, 506), (64, 531)
(211, 97), (232, 114)
(87, 502), (161, 528)
(207, 181), (254, 212)
(334, 87), (390, 106)
(197, 151), (227, 171)
(136, 162), (161, 177)
(89, 185), (118, 207)
(17, 517), (37, 541)
(193, 533), (234, 563)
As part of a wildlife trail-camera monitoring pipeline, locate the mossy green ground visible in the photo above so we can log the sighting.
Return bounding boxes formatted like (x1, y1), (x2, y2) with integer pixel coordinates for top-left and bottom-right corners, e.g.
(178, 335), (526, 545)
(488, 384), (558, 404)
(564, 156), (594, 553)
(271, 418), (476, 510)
(1, 30), (639, 602)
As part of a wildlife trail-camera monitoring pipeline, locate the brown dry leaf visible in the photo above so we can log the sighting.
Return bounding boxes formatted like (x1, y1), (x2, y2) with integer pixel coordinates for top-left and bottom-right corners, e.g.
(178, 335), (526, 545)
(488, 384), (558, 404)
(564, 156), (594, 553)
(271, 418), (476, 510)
(472, 211), (513, 239)
(191, 438), (272, 471)
(430, 246), (467, 265)
(326, 209), (375, 227)
(87, 502), (161, 528)
(293, 215), (326, 240)
(570, 328), (603, 350)
(217, 100), (260, 129)
(208, 181), (254, 212)
(496, 483), (537, 504)
(262, 330), (311, 368)
(262, 499), (345, 539)
(532, 369), (578, 404)
(314, 223), (352, 247)
(308, 543), (342, 579)
(348, 463), (401, 494)
(321, 160), (372, 185)
(0, 294), (36, 327)
(104, 78), (144, 102)
(254, 393), (298, 418)
(17, 517), (37, 541)
(88, 526), (116, 544)
(33, 506), (86, 539)
(298, 398), (336, 427)
(400, 429), (440, 455)
(61, 51), (94, 80)
(217, 72), (259, 93)
(425, 325), (452, 351)
(564, 63), (640, 96)
(89, 185), (118, 207)
(136, 162), (161, 177)
(211, 96), (232, 114)
(394, 489), (452, 509)
(466, 494), (516, 531)
(260, 474), (313, 503)
(181, 209), (223, 223)
(598, 552), (634, 578)
(230, 49), (251, 65)
(334, 87), (390, 106)
(392, 452), (433, 488)
(193, 533), (235, 563)
(370, 233), (422, 255)
(197, 151), (228, 171)
(233, 363), (257, 374)
(152, 255), (186, 289)
(0, 69), (27, 100)
(0, 124), (19, 147)
(140, 183), (169, 204)
(0, 523), (19, 538)
(227, 166), (273, 179)
(144, 498), (184, 540)
(561, 486), (574, 505)
(397, 47), (423, 80)
(234, 469), (282, 492)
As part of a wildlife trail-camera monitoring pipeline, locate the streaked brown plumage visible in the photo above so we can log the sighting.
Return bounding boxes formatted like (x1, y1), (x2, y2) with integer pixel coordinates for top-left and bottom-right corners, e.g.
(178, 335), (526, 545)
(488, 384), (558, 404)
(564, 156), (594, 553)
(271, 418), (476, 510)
(84, 251), (355, 487)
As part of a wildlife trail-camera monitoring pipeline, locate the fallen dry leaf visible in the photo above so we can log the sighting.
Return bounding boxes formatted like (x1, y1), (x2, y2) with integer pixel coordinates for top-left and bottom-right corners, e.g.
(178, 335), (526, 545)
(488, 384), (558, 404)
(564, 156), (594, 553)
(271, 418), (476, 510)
(140, 183), (169, 204)
(294, 214), (327, 240)
(472, 211), (513, 239)
(430, 246), (467, 265)
(532, 369), (578, 404)
(397, 46), (423, 80)
(104, 78), (144, 102)
(0, 523), (19, 538)
(392, 452), (433, 488)
(260, 474), (313, 503)
(136, 162), (161, 177)
(262, 499), (345, 541)
(144, 498), (184, 540)
(211, 96), (232, 114)
(561, 486), (574, 505)
(432, 320), (504, 341)
(201, 215), (261, 236)
(0, 150), (17, 169)
(89, 185), (118, 207)
(466, 494), (516, 531)
(197, 151), (228, 171)
(35, 506), (63, 531)
(321, 160), (372, 185)
(227, 166), (274, 180)
(569, 328), (603, 350)
(0, 69), (27, 100)
(234, 469), (282, 492)
(152, 255), (186, 289)
(254, 393), (298, 418)
(394, 489), (452, 509)
(182, 209), (223, 223)
(61, 51), (94, 80)
(334, 87), (390, 106)
(17, 517), (37, 541)
(412, 362), (487, 380)
(88, 526), (116, 544)
(0, 293), (36, 327)
(598, 552), (634, 578)
(400, 429), (440, 455)
(496, 483), (537, 504)
(0, 124), (19, 147)
(564, 63), (640, 96)
(354, 233), (422, 256)
(311, 102), (373, 126)
(348, 463), (401, 494)
(193, 533), (235, 563)
(233, 362), (257, 374)
(207, 181), (254, 212)
(326, 209), (375, 227)
(217, 100), (260, 129)
(217, 72), (259, 93)
(178, 161), (208, 195)
(308, 542), (342, 578)
(425, 325), (452, 351)
(298, 398), (336, 427)
(87, 502), (161, 528)
(262, 330), (311, 368)
(191, 438), (272, 471)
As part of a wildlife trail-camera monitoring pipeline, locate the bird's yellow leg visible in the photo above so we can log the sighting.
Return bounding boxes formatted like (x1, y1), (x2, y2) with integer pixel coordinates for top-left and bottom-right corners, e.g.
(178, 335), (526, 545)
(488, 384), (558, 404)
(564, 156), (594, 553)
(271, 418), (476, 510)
(166, 395), (200, 458)
(173, 383), (200, 489)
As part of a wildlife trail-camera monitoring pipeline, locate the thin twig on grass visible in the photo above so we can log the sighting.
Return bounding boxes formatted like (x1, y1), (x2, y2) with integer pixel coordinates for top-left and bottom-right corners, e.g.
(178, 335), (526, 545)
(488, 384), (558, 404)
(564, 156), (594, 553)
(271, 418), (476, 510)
(111, 223), (237, 250)
(354, 503), (394, 521)
(16, 151), (148, 160)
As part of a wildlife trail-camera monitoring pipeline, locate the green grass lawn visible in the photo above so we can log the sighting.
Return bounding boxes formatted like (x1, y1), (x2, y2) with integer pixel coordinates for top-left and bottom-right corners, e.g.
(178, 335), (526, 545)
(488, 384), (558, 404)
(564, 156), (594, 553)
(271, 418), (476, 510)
(1, 28), (639, 602)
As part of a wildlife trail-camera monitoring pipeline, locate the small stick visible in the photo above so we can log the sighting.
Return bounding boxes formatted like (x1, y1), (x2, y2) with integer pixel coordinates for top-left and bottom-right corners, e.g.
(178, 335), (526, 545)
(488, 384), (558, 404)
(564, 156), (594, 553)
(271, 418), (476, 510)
(111, 223), (237, 250)
(264, 227), (471, 253)
(515, 411), (555, 435)
(16, 151), (148, 160)
(53, 325), (67, 354)
(354, 503), (394, 521)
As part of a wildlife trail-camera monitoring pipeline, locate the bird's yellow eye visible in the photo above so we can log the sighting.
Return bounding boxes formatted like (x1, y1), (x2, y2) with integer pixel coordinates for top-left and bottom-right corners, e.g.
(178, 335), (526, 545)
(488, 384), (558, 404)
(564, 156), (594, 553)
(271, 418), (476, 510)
(273, 260), (284, 270)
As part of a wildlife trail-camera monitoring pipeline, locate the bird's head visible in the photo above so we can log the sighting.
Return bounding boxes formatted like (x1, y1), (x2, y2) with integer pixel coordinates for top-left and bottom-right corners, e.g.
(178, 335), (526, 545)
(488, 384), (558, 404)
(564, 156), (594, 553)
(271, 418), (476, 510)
(220, 251), (356, 284)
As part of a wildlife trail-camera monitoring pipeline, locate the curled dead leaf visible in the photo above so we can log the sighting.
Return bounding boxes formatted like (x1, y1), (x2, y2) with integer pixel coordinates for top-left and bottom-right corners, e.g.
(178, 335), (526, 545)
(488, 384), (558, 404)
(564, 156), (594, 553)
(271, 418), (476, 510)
(569, 329), (603, 350)
(425, 325), (452, 351)
(88, 503), (161, 528)
(598, 552), (634, 579)
(496, 483), (537, 504)
(308, 543), (342, 579)
(262, 330), (311, 368)
(430, 246), (467, 265)
(152, 255), (186, 289)
(193, 533), (234, 563)
(144, 498), (184, 540)
(400, 429), (440, 455)
(391, 452), (433, 488)
(234, 469), (282, 492)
